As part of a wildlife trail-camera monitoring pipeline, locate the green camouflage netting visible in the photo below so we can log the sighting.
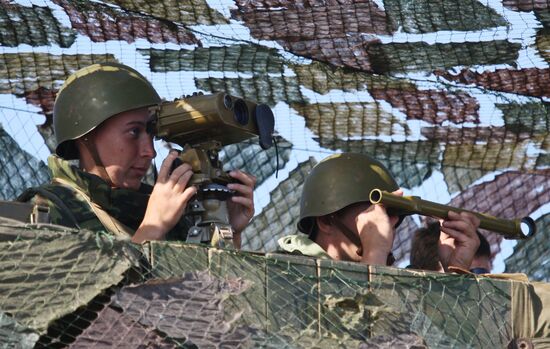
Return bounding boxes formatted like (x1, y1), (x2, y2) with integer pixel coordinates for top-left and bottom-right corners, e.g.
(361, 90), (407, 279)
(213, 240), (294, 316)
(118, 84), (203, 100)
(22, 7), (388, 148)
(1, 220), (549, 348)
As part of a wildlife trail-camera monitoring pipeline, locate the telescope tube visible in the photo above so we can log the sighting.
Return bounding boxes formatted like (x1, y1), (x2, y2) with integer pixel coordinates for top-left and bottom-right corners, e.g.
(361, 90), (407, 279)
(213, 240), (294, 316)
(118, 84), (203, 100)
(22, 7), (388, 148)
(369, 189), (536, 240)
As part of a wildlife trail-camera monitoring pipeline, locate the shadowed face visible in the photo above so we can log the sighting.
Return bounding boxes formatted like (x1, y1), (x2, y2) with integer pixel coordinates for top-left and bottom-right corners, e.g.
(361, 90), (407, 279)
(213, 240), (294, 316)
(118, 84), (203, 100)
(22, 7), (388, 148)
(81, 108), (156, 190)
(336, 202), (400, 262)
(315, 201), (400, 264)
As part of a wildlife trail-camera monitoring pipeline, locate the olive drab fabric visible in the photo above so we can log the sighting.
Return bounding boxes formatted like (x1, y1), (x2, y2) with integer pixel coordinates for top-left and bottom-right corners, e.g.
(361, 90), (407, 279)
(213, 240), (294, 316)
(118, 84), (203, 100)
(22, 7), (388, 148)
(18, 155), (191, 240)
(278, 234), (331, 259)
(298, 153), (399, 235)
(53, 62), (161, 160)
(511, 280), (550, 346)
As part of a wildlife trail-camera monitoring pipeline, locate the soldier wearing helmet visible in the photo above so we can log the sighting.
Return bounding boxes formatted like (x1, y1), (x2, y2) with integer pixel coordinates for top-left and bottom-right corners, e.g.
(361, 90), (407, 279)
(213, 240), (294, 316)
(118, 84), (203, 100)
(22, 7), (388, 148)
(19, 62), (255, 245)
(279, 153), (480, 271)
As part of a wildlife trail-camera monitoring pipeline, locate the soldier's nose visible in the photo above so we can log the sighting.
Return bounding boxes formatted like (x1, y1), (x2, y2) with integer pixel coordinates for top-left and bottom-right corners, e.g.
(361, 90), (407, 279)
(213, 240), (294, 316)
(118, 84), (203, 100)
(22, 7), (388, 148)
(142, 137), (156, 158)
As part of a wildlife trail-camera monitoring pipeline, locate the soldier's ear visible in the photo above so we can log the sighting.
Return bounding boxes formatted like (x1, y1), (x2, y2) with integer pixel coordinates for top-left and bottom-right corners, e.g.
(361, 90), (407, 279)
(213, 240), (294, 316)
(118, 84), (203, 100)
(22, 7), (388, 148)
(316, 215), (336, 235)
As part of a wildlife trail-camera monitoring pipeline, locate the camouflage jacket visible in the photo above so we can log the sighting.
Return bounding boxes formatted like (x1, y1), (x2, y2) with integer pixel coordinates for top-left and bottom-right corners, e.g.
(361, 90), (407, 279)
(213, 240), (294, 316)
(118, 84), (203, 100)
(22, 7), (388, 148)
(277, 234), (331, 259)
(19, 155), (190, 240)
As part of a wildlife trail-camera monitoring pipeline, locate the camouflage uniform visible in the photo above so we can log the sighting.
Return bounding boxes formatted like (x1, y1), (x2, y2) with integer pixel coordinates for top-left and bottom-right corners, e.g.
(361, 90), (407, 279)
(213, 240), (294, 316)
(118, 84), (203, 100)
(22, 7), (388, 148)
(19, 154), (190, 240)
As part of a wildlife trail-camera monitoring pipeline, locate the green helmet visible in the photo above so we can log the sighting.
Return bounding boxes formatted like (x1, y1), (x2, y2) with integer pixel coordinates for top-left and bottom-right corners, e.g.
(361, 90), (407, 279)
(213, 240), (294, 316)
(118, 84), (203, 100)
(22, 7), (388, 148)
(53, 62), (161, 159)
(298, 153), (399, 235)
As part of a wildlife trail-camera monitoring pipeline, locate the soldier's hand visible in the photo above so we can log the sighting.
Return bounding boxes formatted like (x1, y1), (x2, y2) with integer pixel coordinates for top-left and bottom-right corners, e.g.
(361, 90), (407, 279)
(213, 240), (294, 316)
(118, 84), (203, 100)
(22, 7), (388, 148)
(357, 189), (403, 265)
(438, 211), (480, 272)
(132, 151), (197, 243)
(226, 170), (256, 247)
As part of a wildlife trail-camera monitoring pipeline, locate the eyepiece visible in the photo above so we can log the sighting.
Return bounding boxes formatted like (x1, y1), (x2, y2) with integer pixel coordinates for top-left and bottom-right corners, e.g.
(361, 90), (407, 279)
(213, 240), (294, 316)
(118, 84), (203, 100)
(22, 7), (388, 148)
(233, 99), (249, 125)
(369, 188), (383, 204)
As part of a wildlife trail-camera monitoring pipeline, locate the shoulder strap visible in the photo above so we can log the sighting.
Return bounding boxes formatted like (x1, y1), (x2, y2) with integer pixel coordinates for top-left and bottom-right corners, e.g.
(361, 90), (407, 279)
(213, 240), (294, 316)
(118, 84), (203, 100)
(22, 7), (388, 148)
(0, 200), (49, 224)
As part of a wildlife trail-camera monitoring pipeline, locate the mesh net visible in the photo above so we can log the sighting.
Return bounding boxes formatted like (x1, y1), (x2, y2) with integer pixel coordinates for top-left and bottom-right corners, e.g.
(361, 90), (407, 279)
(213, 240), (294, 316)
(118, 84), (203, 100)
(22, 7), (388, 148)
(0, 0), (549, 346)
(2, 220), (543, 348)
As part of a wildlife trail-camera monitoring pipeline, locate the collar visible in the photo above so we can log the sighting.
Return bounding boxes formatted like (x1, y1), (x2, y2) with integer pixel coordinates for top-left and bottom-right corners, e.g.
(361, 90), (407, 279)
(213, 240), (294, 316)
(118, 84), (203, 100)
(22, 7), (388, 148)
(47, 154), (152, 230)
(278, 234), (332, 259)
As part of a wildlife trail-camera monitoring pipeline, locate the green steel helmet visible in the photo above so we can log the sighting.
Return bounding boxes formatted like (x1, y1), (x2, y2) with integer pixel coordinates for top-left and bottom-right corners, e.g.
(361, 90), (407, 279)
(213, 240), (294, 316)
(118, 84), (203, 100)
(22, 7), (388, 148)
(298, 153), (399, 235)
(53, 62), (161, 159)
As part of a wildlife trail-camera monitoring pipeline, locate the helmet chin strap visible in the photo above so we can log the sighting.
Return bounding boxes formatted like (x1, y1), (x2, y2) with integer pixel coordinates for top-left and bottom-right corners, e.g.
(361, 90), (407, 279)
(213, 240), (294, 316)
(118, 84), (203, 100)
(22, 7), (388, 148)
(329, 215), (364, 256)
(329, 214), (395, 266)
(80, 136), (115, 187)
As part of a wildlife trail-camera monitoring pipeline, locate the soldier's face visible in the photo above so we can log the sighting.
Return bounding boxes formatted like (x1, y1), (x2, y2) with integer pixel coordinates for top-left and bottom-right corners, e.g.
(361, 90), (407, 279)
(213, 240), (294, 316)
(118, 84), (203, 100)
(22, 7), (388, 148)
(337, 202), (400, 262)
(91, 108), (156, 190)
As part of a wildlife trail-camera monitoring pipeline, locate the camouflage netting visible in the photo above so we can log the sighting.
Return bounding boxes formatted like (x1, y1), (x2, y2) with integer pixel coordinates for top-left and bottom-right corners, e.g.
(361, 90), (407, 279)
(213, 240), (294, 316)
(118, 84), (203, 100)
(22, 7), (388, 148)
(1, 219), (549, 348)
(0, 0), (549, 346)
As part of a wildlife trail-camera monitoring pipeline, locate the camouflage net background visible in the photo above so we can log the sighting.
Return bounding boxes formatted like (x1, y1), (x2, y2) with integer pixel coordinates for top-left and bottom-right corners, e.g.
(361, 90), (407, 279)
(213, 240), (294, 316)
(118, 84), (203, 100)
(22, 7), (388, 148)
(2, 220), (546, 348)
(0, 0), (549, 301)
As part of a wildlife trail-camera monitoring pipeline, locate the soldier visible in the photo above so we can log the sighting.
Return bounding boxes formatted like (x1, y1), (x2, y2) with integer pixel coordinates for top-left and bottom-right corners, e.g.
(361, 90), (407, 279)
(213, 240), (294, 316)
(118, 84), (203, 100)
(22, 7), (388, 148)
(409, 221), (443, 271)
(279, 153), (480, 271)
(409, 226), (492, 273)
(19, 62), (255, 245)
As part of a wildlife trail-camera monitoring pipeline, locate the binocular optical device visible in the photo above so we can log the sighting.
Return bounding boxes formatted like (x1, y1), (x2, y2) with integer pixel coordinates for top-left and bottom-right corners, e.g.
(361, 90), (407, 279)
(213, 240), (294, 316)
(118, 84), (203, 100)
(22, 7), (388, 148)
(148, 92), (275, 248)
